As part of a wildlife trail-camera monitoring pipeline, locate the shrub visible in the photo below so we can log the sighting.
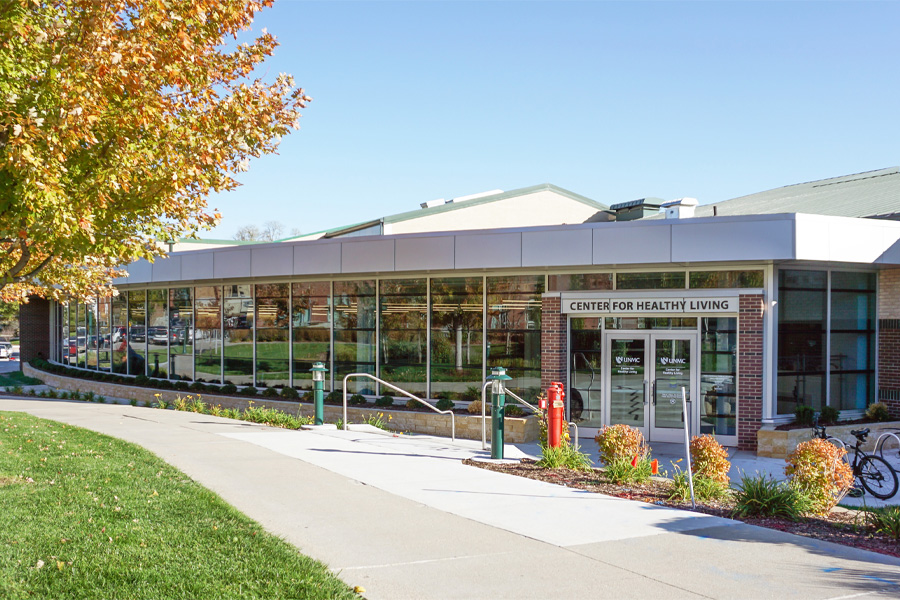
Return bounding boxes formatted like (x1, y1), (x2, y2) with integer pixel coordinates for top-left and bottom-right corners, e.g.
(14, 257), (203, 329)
(604, 455), (653, 484)
(240, 386), (259, 396)
(461, 385), (481, 402)
(794, 404), (815, 427)
(174, 380), (190, 391)
(785, 438), (854, 515)
(595, 424), (647, 466)
(156, 379), (174, 390)
(435, 398), (455, 412)
(504, 404), (523, 417)
(280, 387), (300, 399)
(189, 382), (207, 392)
(731, 473), (812, 520)
(134, 375), (150, 387)
(325, 390), (343, 405)
(669, 466), (731, 502)
(349, 393), (367, 406)
(263, 387), (280, 398)
(866, 402), (891, 422)
(690, 435), (731, 486)
(536, 444), (593, 472)
(866, 506), (900, 540)
(221, 383), (238, 394)
(405, 398), (419, 410)
(819, 405), (840, 425)
(467, 400), (483, 415)
(375, 394), (394, 408)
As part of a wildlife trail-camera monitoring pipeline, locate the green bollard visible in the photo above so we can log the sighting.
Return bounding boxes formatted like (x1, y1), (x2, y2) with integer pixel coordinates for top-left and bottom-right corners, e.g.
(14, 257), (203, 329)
(310, 362), (327, 426)
(488, 366), (512, 460)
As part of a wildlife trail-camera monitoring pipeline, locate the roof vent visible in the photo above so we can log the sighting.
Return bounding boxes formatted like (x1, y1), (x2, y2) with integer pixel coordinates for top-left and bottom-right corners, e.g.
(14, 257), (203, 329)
(661, 197), (699, 219)
(609, 198), (663, 221)
(420, 199), (446, 209)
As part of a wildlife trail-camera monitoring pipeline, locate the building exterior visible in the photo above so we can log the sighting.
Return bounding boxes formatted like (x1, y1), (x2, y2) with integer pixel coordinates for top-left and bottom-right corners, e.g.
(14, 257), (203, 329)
(22, 168), (900, 451)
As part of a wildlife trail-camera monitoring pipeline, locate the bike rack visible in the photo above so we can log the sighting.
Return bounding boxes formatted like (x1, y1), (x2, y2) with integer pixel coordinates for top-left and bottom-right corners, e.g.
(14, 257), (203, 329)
(341, 373), (455, 442)
(875, 431), (900, 460)
(479, 384), (579, 452)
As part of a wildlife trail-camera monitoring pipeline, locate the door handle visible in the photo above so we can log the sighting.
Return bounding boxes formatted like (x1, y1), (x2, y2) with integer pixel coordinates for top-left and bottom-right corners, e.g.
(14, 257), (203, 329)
(651, 380), (657, 405)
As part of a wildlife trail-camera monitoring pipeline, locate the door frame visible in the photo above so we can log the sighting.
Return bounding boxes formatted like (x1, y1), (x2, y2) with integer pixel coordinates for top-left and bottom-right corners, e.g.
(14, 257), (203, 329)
(603, 331), (699, 443)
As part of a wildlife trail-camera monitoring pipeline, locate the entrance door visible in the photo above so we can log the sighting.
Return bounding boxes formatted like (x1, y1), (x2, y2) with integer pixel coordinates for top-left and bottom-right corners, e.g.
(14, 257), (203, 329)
(605, 333), (697, 443)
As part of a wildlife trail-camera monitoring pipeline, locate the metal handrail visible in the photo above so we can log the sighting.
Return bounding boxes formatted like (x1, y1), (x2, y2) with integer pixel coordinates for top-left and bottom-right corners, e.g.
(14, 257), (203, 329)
(342, 373), (455, 441)
(479, 385), (579, 452)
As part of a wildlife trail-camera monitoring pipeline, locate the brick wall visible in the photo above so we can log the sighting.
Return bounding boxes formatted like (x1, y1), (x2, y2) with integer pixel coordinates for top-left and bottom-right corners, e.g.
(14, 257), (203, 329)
(738, 294), (764, 451)
(19, 296), (51, 364)
(540, 296), (566, 392)
(878, 269), (900, 418)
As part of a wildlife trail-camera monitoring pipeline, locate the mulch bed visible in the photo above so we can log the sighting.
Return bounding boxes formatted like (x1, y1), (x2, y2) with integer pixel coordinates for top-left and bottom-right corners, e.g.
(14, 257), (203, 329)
(463, 458), (900, 558)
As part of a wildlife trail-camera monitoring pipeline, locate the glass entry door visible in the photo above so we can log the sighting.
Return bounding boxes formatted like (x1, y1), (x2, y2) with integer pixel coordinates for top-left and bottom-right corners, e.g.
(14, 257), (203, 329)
(605, 333), (698, 443)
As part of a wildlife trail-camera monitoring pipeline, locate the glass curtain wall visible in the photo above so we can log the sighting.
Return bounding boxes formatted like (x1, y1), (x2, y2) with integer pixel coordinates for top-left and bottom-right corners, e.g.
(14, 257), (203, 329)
(431, 277), (483, 400)
(830, 272), (876, 410)
(486, 275), (543, 401)
(777, 271), (827, 414)
(570, 317), (602, 425)
(111, 295), (127, 373)
(292, 282), (331, 392)
(195, 286), (222, 383)
(76, 303), (86, 368)
(379, 279), (427, 397)
(255, 283), (290, 387)
(147, 290), (168, 378)
(97, 297), (111, 371)
(334, 281), (376, 394)
(700, 317), (737, 436)
(127, 290), (146, 375)
(224, 285), (253, 385)
(169, 288), (193, 381)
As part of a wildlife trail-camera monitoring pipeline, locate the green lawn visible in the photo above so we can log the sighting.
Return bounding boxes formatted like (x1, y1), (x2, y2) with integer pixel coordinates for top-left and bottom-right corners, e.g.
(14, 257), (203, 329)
(0, 371), (41, 387)
(0, 412), (356, 600)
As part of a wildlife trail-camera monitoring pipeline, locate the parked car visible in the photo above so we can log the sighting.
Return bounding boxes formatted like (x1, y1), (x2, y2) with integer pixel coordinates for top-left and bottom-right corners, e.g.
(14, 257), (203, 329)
(130, 326), (146, 342)
(10, 350), (19, 361)
(0, 342), (12, 359)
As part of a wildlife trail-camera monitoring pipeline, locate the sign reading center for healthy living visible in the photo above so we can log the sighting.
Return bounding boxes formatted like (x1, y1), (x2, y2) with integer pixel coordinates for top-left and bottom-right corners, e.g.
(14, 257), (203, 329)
(562, 296), (737, 314)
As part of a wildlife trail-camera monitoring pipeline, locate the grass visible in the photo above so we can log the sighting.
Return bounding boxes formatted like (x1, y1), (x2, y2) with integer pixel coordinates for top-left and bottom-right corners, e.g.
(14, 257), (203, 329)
(0, 411), (356, 600)
(0, 371), (42, 387)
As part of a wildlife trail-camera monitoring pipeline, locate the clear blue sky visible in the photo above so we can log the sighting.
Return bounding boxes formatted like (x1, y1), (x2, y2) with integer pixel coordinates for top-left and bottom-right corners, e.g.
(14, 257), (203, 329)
(205, 0), (900, 239)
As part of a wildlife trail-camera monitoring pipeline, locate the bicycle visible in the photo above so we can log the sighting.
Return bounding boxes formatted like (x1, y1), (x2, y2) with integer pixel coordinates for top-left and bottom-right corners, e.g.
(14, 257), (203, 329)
(812, 424), (899, 500)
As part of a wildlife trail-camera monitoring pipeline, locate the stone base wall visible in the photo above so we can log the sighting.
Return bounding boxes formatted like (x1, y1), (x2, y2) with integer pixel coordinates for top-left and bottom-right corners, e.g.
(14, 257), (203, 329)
(757, 422), (900, 459)
(23, 364), (539, 443)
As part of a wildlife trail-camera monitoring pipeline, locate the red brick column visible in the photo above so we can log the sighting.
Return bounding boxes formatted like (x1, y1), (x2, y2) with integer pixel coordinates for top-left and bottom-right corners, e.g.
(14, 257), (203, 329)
(541, 295), (566, 393)
(878, 269), (900, 418)
(20, 296), (51, 364)
(738, 294), (764, 451)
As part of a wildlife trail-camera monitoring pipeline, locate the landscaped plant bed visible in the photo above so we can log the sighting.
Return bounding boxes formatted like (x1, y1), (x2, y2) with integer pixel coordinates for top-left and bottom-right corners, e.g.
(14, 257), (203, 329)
(464, 458), (900, 558)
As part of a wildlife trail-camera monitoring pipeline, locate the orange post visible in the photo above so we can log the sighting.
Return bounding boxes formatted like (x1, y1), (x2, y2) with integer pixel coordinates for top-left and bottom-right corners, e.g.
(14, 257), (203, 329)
(548, 381), (565, 448)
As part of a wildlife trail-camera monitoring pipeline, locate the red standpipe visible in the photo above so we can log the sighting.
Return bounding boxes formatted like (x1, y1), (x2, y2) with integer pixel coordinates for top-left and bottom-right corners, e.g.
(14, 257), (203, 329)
(547, 381), (565, 448)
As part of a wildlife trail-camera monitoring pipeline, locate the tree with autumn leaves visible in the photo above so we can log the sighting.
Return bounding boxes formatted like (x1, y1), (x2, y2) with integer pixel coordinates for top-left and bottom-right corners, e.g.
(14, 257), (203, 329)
(0, 0), (310, 302)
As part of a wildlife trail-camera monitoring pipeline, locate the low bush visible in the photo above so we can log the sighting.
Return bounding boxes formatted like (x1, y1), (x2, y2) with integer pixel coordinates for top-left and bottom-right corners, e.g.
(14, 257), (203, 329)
(595, 424), (647, 466)
(819, 405), (840, 425)
(280, 387), (300, 399)
(669, 467), (731, 502)
(239, 386), (258, 397)
(174, 380), (190, 391)
(866, 506), (900, 540)
(134, 375), (150, 387)
(731, 473), (812, 520)
(349, 393), (367, 406)
(461, 386), (482, 402)
(467, 400), (483, 415)
(794, 404), (815, 427)
(435, 398), (455, 412)
(604, 455), (653, 484)
(190, 381), (208, 392)
(324, 390), (343, 405)
(866, 402), (891, 422)
(537, 444), (593, 472)
(690, 435), (731, 486)
(504, 404), (524, 417)
(405, 398), (419, 410)
(375, 394), (394, 408)
(262, 387), (280, 398)
(221, 383), (238, 394)
(785, 438), (854, 515)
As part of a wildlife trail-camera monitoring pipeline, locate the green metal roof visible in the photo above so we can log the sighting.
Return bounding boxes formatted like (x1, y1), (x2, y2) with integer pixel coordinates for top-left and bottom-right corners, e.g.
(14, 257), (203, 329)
(692, 167), (900, 219)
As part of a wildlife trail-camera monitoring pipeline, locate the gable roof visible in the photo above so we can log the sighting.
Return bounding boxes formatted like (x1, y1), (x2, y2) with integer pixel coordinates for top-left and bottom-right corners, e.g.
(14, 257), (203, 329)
(279, 183), (608, 241)
(693, 167), (900, 219)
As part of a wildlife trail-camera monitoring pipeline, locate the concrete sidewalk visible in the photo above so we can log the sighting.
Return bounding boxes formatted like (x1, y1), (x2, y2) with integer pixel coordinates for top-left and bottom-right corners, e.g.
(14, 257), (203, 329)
(2, 398), (899, 599)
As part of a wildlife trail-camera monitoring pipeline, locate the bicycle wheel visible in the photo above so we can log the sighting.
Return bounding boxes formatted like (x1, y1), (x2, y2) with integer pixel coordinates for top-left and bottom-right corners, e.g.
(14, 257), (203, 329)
(858, 455), (899, 500)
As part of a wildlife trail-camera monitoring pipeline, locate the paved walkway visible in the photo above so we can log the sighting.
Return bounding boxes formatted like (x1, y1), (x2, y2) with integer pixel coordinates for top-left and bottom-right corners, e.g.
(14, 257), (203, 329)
(2, 398), (900, 599)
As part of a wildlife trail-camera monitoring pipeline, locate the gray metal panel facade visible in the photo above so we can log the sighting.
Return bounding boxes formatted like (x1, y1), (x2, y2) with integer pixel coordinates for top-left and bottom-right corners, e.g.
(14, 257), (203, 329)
(341, 239), (395, 273)
(454, 232), (522, 269)
(395, 235), (455, 272)
(152, 256), (182, 282)
(671, 219), (794, 262)
(181, 251), (215, 281)
(122, 259), (152, 284)
(593, 223), (671, 264)
(213, 249), (252, 279)
(522, 228), (592, 267)
(294, 242), (341, 275)
(251, 245), (294, 277)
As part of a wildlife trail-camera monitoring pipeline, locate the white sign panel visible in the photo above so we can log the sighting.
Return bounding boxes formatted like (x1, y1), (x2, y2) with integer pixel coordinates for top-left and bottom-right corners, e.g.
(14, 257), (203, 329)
(562, 297), (736, 314)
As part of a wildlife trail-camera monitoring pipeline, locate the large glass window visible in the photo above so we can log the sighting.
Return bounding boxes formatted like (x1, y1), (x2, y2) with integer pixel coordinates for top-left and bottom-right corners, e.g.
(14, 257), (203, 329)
(830, 272), (876, 411)
(224, 285), (253, 385)
(76, 303), (87, 368)
(147, 290), (168, 378)
(616, 272), (686, 290)
(97, 297), (111, 372)
(379, 279), (427, 397)
(85, 301), (99, 370)
(570, 317), (603, 426)
(292, 282), (331, 392)
(431, 277), (483, 400)
(548, 273), (612, 291)
(66, 304), (77, 365)
(195, 286), (222, 383)
(127, 290), (146, 375)
(486, 275), (543, 401)
(777, 270), (826, 413)
(169, 288), (193, 381)
(111, 295), (127, 373)
(690, 270), (764, 289)
(700, 317), (737, 436)
(334, 281), (376, 394)
(255, 283), (290, 388)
